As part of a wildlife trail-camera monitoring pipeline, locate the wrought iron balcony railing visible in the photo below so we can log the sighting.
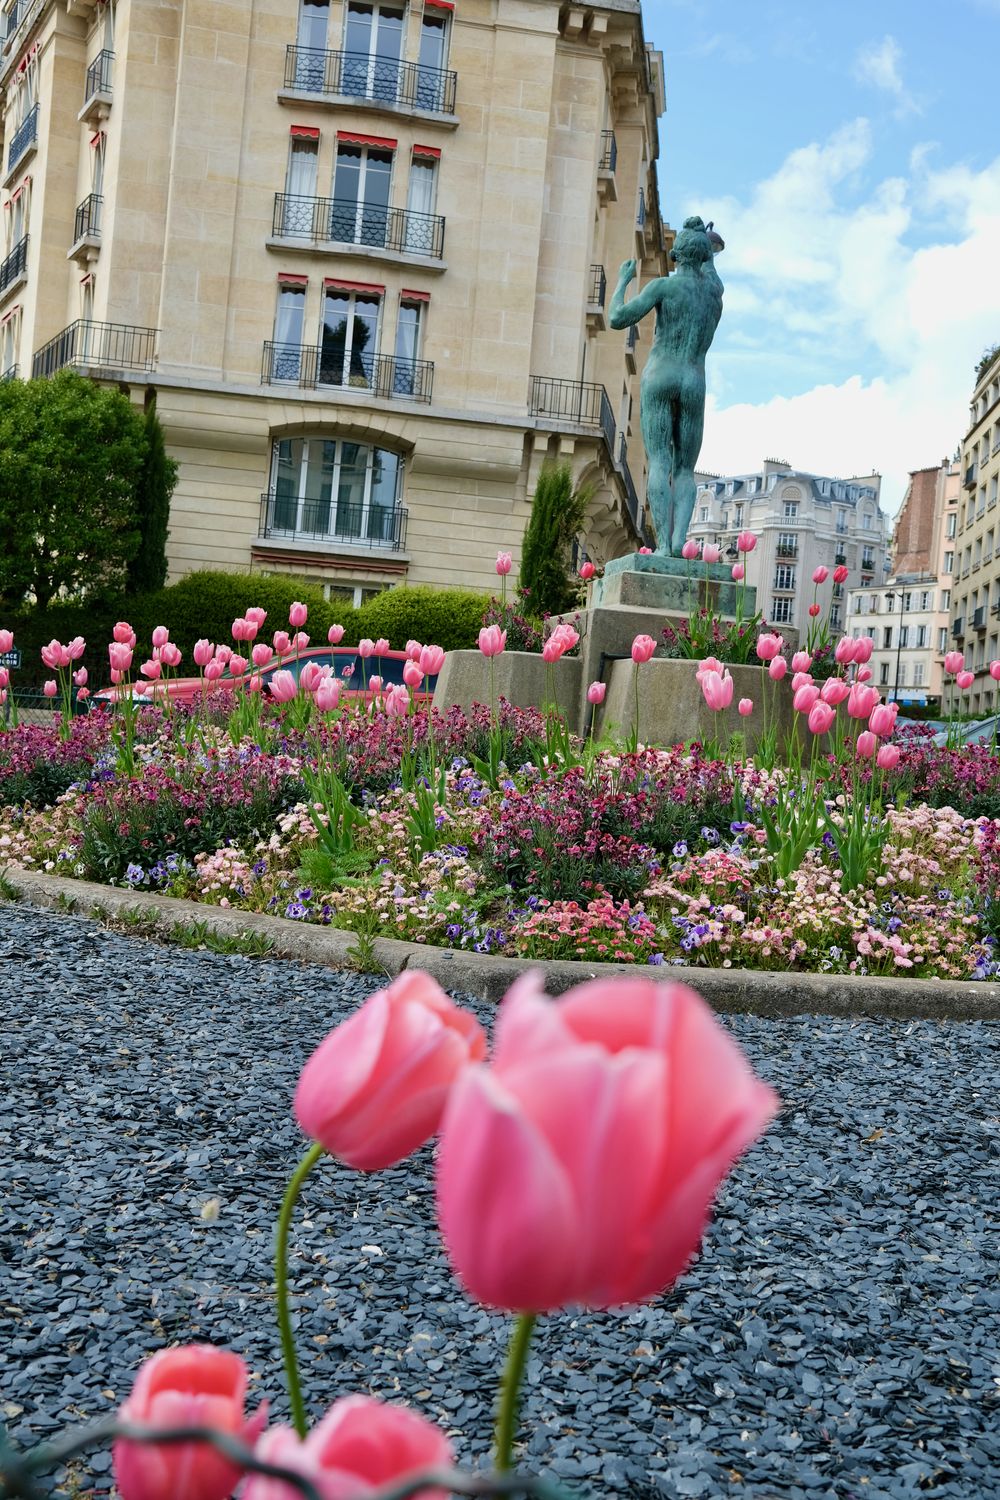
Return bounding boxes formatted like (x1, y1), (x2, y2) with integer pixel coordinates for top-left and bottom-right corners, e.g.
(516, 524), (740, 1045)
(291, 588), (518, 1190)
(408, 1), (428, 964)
(834, 551), (847, 564)
(84, 48), (114, 106)
(259, 491), (408, 551)
(261, 341), (434, 402)
(31, 320), (158, 379)
(6, 104), (38, 175)
(284, 45), (457, 115)
(599, 129), (617, 173)
(588, 264), (606, 308)
(636, 188), (646, 228)
(616, 436), (642, 538)
(952, 619), (964, 638)
(73, 193), (103, 244)
(0, 363), (17, 381)
(625, 323), (637, 352)
(272, 192), (445, 259)
(776, 543), (798, 559)
(964, 463), (977, 488)
(528, 375), (615, 458)
(973, 606), (987, 631)
(0, 233), (27, 294)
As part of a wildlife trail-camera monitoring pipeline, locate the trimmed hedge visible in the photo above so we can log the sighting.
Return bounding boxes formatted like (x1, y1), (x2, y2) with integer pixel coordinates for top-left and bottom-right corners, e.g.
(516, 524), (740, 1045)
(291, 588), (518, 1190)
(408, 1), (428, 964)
(4, 573), (490, 687)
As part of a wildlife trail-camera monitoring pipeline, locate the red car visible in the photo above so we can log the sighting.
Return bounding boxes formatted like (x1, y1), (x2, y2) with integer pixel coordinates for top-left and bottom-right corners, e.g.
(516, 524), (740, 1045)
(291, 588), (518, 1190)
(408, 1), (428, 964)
(92, 647), (437, 708)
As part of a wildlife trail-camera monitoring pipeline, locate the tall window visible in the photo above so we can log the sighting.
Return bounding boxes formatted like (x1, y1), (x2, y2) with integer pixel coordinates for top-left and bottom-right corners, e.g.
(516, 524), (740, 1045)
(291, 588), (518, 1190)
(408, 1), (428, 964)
(405, 151), (438, 251)
(393, 295), (423, 394)
(272, 281), (307, 379)
(916, 625), (927, 648)
(417, 6), (451, 108)
(331, 140), (393, 247)
(883, 627), (893, 648)
(281, 134), (320, 234)
(938, 627), (948, 653)
(913, 663), (924, 687)
(771, 597), (793, 623)
(946, 512), (957, 537)
(270, 436), (402, 544)
(899, 625), (909, 648)
(343, 2), (405, 102)
(773, 564), (795, 590)
(777, 531), (797, 555)
(783, 501), (798, 518)
(294, 0), (330, 86)
(920, 590), (932, 610)
(319, 284), (381, 388)
(944, 551), (954, 574)
(879, 662), (890, 685)
(1, 307), (20, 377)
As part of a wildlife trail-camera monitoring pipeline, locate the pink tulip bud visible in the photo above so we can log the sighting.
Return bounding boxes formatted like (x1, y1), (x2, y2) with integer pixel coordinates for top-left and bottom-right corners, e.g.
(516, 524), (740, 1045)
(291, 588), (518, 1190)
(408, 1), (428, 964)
(808, 603), (821, 617)
(215, 644), (233, 665)
(231, 618), (248, 642)
(273, 631), (291, 655)
(193, 639), (214, 668)
(405, 639), (422, 660)
(791, 671), (814, 692)
(0, 629), (13, 653)
(151, 626), (169, 649)
(252, 643), (272, 667)
(821, 676), (850, 706)
(72, 667), (88, 687)
(0, 668), (7, 689)
(702, 544), (722, 564)
(736, 530), (758, 553)
(768, 656), (787, 681)
(631, 633), (657, 664)
(944, 650), (964, 674)
(496, 551), (512, 575)
(681, 540), (699, 560)
(833, 565), (849, 584)
(731, 563), (745, 582)
(113, 1346), (267, 1500)
(419, 644), (446, 677)
(289, 601), (308, 628)
(66, 636), (85, 661)
(403, 660), (423, 688)
(957, 669), (975, 690)
(246, 606), (267, 628)
(791, 651), (812, 673)
(140, 659), (162, 680)
(700, 668), (734, 711)
(812, 566), (829, 584)
(478, 625), (507, 658)
(695, 655), (725, 680)
(587, 681), (606, 705)
(856, 730), (878, 758)
(738, 697), (753, 716)
(300, 662), (323, 694)
(268, 670), (297, 703)
(793, 684), (820, 713)
(76, 687), (89, 701)
(755, 632), (783, 662)
(857, 665), (873, 682)
(204, 660), (224, 682)
(876, 743), (900, 770)
(328, 624), (346, 645)
(579, 561), (596, 580)
(384, 683), (410, 718)
(835, 637), (857, 665)
(848, 683), (879, 719)
(990, 660), (1000, 681)
(368, 674), (383, 695)
(246, 673), (264, 694)
(358, 638), (375, 658)
(112, 622), (135, 645)
(228, 655), (247, 677)
(108, 642), (133, 674)
(0, 689), (6, 706)
(160, 643), (182, 668)
(542, 635), (569, 663)
(638, 546), (653, 555)
(315, 676), (342, 713)
(808, 700), (835, 734)
(869, 702), (898, 738)
(373, 638), (389, 656)
(294, 632), (310, 650)
(853, 636), (874, 664)
(43, 679), (57, 698)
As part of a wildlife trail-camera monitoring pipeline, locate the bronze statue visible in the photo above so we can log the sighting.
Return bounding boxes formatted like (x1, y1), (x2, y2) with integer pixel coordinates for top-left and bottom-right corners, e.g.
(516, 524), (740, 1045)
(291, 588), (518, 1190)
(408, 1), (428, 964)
(609, 216), (724, 555)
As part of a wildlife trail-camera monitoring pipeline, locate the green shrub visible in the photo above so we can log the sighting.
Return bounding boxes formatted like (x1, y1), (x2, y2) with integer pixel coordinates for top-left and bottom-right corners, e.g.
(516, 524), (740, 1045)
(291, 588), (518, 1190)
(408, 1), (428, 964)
(519, 464), (590, 617)
(355, 585), (488, 651)
(128, 572), (362, 660)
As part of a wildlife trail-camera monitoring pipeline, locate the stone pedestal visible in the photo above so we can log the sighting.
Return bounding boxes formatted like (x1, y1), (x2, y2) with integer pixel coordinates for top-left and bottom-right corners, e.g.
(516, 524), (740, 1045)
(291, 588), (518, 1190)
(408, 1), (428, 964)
(432, 650), (581, 718)
(597, 658), (794, 751)
(594, 552), (752, 619)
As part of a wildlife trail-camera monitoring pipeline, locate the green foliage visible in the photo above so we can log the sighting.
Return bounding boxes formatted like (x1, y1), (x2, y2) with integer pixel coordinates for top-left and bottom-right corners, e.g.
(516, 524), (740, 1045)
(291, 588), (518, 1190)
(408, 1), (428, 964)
(356, 585), (487, 651)
(168, 919), (276, 957)
(127, 402), (178, 595)
(129, 572), (363, 660)
(0, 373), (146, 610)
(518, 464), (590, 618)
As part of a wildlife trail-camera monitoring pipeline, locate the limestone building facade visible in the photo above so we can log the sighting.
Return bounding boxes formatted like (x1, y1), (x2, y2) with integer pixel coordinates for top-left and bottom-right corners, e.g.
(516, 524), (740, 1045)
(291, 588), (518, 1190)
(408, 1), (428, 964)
(952, 349), (1000, 713)
(688, 459), (890, 642)
(0, 0), (667, 605)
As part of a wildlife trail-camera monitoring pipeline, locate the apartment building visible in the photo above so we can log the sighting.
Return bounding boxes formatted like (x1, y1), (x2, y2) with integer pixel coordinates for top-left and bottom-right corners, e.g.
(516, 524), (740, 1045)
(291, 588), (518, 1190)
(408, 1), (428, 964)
(688, 459), (890, 640)
(952, 347), (1000, 713)
(844, 460), (959, 710)
(0, 0), (667, 607)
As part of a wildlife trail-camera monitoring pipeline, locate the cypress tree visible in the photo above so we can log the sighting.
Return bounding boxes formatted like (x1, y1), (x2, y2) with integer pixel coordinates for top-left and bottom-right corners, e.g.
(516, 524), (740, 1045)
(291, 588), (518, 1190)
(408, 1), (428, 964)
(127, 400), (178, 595)
(518, 463), (589, 617)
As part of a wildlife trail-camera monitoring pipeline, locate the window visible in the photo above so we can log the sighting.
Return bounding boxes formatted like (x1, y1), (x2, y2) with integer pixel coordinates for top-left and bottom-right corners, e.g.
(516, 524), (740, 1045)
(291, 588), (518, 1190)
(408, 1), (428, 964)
(281, 133), (320, 233)
(319, 282), (382, 388)
(271, 280), (307, 378)
(405, 149), (439, 252)
(916, 624), (927, 648)
(897, 664), (907, 688)
(735, 504), (744, 523)
(777, 531), (797, 556)
(879, 662), (890, 685)
(899, 625), (909, 648)
(862, 513), (872, 529)
(1, 305), (20, 377)
(417, 5), (451, 108)
(836, 508), (847, 534)
(783, 501), (798, 518)
(331, 140), (393, 247)
(944, 551), (954, 574)
(886, 595), (895, 612)
(947, 512), (957, 537)
(295, 0), (330, 86)
(938, 627), (948, 653)
(343, 3), (405, 103)
(913, 663), (924, 687)
(992, 475), (999, 507)
(270, 435), (402, 544)
(773, 564), (795, 590)
(902, 592), (912, 611)
(393, 294), (424, 393)
(942, 590), (950, 609)
(830, 606), (841, 629)
(771, 597), (793, 623)
(920, 591), (932, 611)
(883, 627), (893, 648)
(862, 547), (875, 569)
(699, 506), (708, 522)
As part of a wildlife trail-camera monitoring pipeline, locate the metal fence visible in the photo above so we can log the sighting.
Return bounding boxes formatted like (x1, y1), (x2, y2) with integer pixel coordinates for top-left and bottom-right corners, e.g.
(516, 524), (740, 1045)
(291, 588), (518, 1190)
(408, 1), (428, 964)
(272, 192), (446, 259)
(261, 341), (434, 402)
(259, 491), (409, 551)
(284, 45), (457, 115)
(31, 321), (158, 379)
(528, 376), (616, 458)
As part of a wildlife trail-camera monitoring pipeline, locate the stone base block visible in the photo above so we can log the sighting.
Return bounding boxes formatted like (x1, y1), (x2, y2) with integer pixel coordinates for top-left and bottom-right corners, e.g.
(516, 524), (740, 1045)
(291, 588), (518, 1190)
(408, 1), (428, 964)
(432, 650), (581, 717)
(595, 553), (755, 619)
(598, 657), (795, 751)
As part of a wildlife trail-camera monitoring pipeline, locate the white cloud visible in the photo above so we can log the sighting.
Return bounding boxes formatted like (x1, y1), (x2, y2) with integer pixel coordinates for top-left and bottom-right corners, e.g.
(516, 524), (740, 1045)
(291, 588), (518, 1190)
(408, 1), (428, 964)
(685, 124), (1000, 512)
(853, 35), (907, 100)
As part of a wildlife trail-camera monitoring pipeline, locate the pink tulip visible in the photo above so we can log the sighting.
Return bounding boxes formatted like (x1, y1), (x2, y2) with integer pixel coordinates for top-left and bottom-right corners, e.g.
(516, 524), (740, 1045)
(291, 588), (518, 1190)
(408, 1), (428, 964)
(738, 697), (753, 717)
(342, 664), (355, 679)
(108, 642), (133, 674)
(856, 730), (878, 758)
(681, 540), (699, 560)
(76, 687), (89, 702)
(289, 601), (308, 628)
(358, 638), (375, 659)
(315, 676), (341, 713)
(72, 667), (88, 687)
(957, 670), (975, 690)
(695, 655), (725, 679)
(812, 566), (829, 584)
(834, 637), (857, 665)
(246, 674), (264, 695)
(876, 743), (901, 770)
(0, 668), (7, 689)
(587, 681), (606, 705)
(496, 551), (512, 576)
(791, 671), (814, 692)
(113, 622), (135, 645)
(66, 636), (85, 661)
(295, 971), (486, 1171)
(193, 639), (214, 668)
(0, 629), (13, 653)
(808, 603), (821, 618)
(151, 626), (169, 649)
(944, 650), (964, 674)
(854, 636), (874, 664)
(542, 625), (577, 663)
(793, 684), (820, 713)
(869, 702), (898, 738)
(294, 631), (310, 650)
(631, 634), (656, 664)
(384, 684), (410, 718)
(436, 972), (777, 1312)
(0, 690), (5, 706)
(821, 676), (850, 706)
(160, 643), (182, 668)
(374, 638), (390, 656)
(990, 660), (1000, 681)
(755, 633), (783, 662)
(405, 639), (423, 660)
(579, 561), (596, 581)
(478, 625), (506, 658)
(43, 679), (57, 698)
(731, 563), (745, 582)
(791, 651), (812, 673)
(41, 641), (70, 669)
(252, 643), (273, 667)
(419, 644), (446, 677)
(856, 665), (873, 682)
(403, 660), (423, 688)
(700, 669), (733, 711)
(273, 631), (291, 655)
(215, 645), (233, 665)
(228, 655), (247, 677)
(833, 565), (849, 585)
(807, 701), (835, 735)
(638, 546), (653, 555)
(768, 656), (787, 681)
(848, 683), (879, 719)
(300, 662), (323, 695)
(328, 624), (346, 645)
(268, 670), (297, 703)
(204, 660), (224, 683)
(736, 530), (757, 553)
(244, 1396), (453, 1500)
(246, 607), (268, 628)
(702, 543), (721, 564)
(113, 1345), (267, 1500)
(140, 659), (162, 681)
(110, 669), (123, 685)
(368, 675), (384, 695)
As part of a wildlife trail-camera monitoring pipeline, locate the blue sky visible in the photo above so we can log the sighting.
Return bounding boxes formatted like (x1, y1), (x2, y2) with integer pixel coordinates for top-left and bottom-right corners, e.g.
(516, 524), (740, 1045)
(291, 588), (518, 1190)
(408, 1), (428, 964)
(642, 0), (1000, 511)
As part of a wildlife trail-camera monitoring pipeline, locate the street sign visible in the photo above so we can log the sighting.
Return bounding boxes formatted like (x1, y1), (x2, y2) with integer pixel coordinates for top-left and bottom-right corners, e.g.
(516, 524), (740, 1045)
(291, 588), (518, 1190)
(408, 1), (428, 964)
(0, 648), (20, 669)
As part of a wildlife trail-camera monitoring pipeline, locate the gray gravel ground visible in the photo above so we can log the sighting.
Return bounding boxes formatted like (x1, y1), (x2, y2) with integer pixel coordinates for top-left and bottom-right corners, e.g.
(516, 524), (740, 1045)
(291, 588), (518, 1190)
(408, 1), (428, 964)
(1, 902), (998, 1500)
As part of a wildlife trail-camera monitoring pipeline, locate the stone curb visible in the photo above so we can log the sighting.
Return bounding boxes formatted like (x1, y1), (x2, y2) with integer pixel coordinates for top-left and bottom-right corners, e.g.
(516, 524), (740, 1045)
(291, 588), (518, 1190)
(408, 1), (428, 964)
(4, 869), (1000, 1021)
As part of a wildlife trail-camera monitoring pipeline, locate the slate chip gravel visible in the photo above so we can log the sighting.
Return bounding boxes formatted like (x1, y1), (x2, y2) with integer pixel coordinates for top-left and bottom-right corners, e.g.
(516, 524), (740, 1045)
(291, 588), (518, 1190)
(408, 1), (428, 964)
(0, 903), (997, 1500)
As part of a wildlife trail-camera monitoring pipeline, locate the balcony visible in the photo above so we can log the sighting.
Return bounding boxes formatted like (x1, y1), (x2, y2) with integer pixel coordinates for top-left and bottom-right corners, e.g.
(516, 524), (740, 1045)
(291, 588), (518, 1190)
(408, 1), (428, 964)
(952, 619), (964, 638)
(528, 375), (615, 458)
(31, 320), (158, 379)
(992, 603), (1000, 617)
(834, 551), (847, 565)
(586, 263), (606, 330)
(835, 524), (848, 536)
(0, 363), (17, 381)
(2, 0), (38, 44)
(615, 436), (643, 542)
(776, 543), (798, 559)
(259, 491), (408, 553)
(965, 463), (978, 488)
(624, 321), (637, 372)
(80, 48), (114, 124)
(261, 341), (434, 402)
(271, 193), (445, 264)
(597, 129), (617, 202)
(281, 46), (457, 118)
(69, 193), (102, 263)
(973, 607), (987, 631)
(5, 104), (38, 178)
(0, 233), (27, 297)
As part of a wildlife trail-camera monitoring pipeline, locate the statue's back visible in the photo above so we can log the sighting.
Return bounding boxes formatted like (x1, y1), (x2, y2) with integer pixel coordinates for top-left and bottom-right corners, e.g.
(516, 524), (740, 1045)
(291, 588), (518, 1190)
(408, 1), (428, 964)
(654, 267), (723, 364)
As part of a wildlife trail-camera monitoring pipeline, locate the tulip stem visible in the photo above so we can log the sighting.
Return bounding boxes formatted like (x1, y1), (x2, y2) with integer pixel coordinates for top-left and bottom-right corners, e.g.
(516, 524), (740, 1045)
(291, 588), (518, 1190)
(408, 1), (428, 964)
(495, 1313), (538, 1472)
(275, 1141), (324, 1439)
